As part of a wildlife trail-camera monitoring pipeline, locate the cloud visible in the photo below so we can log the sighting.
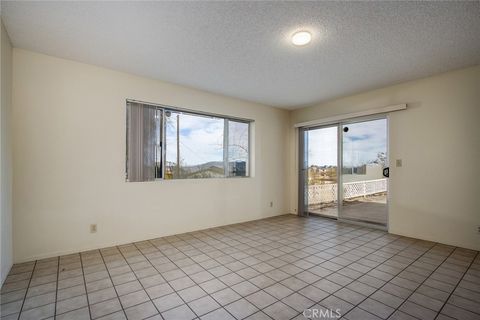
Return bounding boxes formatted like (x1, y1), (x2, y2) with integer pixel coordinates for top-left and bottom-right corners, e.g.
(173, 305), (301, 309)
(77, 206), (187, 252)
(165, 113), (224, 165)
(347, 134), (372, 142)
(307, 119), (387, 167)
(343, 119), (386, 166)
(308, 126), (338, 166)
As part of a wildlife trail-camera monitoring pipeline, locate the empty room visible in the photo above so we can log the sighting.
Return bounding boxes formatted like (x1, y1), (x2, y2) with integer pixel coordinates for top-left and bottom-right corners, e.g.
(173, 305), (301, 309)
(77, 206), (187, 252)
(1, 1), (479, 320)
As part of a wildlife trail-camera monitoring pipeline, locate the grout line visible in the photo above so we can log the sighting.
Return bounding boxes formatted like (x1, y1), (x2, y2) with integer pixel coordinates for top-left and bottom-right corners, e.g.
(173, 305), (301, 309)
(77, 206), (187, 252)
(53, 256), (60, 318)
(383, 247), (478, 319)
(78, 252), (94, 319)
(3, 216), (479, 320)
(152, 216), (410, 320)
(356, 244), (458, 319)
(307, 230), (438, 318)
(96, 249), (129, 319)
(9, 231), (412, 320)
(186, 218), (404, 319)
(0, 218), (435, 320)
(15, 260), (37, 320)
(433, 251), (480, 319)
(136, 240), (229, 319)
(289, 220), (447, 318)
(114, 244), (165, 318)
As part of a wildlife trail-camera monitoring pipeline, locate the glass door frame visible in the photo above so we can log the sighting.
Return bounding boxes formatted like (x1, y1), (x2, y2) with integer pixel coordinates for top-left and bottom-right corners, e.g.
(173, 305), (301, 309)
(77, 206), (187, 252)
(298, 124), (339, 219)
(298, 126), (309, 217)
(298, 114), (389, 231)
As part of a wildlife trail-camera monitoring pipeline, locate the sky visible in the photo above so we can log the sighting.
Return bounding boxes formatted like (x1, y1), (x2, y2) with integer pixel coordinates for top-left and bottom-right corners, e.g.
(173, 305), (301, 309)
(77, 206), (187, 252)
(161, 113), (385, 167)
(164, 113), (248, 166)
(308, 119), (387, 167)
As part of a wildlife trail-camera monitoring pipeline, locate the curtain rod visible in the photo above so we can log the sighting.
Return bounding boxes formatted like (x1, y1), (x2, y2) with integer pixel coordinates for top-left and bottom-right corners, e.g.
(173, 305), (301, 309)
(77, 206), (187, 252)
(294, 103), (407, 128)
(126, 99), (254, 123)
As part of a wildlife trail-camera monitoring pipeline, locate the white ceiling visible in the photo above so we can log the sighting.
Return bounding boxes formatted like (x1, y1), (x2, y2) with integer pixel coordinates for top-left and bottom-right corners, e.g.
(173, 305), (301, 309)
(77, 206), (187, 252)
(2, 1), (479, 109)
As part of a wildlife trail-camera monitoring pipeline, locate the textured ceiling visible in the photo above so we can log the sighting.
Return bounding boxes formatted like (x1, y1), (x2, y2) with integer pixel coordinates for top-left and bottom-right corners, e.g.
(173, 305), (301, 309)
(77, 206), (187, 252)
(2, 1), (479, 109)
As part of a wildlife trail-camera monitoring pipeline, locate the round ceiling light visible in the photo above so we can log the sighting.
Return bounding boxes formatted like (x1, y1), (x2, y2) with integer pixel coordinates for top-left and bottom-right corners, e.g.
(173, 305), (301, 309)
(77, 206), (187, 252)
(291, 31), (312, 46)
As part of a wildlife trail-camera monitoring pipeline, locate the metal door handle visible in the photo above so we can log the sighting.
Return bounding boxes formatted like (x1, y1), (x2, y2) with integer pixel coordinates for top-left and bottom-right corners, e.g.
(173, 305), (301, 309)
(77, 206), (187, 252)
(383, 167), (389, 178)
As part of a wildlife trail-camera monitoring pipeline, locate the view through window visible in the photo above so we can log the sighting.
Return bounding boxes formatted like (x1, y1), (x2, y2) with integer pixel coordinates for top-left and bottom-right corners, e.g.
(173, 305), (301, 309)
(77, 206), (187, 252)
(126, 102), (251, 181)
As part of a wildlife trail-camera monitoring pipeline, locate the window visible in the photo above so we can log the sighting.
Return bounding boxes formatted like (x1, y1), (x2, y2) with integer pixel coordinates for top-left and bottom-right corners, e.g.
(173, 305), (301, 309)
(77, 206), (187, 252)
(126, 104), (162, 182)
(227, 120), (249, 177)
(165, 111), (225, 179)
(126, 101), (251, 182)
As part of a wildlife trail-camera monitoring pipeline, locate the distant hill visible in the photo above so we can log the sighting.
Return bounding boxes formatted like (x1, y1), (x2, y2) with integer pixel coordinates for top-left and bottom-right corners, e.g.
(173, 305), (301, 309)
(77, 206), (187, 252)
(178, 161), (224, 178)
(183, 161), (224, 172)
(166, 161), (246, 178)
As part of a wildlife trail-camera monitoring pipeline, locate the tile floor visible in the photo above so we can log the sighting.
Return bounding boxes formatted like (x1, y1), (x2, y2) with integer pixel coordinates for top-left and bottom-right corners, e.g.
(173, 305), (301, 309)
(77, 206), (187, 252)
(1, 215), (479, 320)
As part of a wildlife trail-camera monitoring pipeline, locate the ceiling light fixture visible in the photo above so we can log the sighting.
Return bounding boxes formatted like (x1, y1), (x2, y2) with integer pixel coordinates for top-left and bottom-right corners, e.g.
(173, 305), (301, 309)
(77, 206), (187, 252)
(291, 31), (312, 46)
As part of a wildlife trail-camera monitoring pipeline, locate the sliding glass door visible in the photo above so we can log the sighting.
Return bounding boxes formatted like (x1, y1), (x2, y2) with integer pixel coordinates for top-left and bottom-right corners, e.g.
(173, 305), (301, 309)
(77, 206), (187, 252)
(299, 117), (389, 228)
(305, 126), (338, 218)
(340, 118), (388, 226)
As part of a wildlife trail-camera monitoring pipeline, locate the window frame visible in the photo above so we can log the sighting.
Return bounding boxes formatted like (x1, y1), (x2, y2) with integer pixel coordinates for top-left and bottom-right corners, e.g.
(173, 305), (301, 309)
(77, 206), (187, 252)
(126, 99), (252, 181)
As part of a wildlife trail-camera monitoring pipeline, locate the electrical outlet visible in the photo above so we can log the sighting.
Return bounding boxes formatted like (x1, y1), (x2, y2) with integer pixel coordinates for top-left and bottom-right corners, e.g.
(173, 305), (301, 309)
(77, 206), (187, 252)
(477, 226), (480, 234)
(269, 201), (273, 207)
(90, 224), (97, 233)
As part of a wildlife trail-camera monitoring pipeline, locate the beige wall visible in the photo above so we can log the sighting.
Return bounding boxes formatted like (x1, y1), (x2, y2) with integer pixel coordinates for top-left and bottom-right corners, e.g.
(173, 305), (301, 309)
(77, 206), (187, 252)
(12, 49), (291, 263)
(1, 20), (13, 283)
(9, 47), (480, 263)
(290, 66), (480, 250)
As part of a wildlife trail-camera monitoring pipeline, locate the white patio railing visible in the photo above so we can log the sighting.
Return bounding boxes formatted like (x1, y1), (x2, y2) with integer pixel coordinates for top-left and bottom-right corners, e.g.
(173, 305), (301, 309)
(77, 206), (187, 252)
(308, 178), (387, 204)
